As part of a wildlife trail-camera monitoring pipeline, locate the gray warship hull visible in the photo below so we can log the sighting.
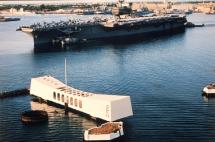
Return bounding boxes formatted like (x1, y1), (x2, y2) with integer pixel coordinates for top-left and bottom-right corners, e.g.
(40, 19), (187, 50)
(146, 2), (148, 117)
(21, 15), (187, 51)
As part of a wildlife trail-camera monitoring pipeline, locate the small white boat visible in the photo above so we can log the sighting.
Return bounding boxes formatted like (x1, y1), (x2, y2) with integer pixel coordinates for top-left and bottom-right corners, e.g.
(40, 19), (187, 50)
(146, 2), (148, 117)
(202, 83), (215, 97)
(84, 122), (124, 141)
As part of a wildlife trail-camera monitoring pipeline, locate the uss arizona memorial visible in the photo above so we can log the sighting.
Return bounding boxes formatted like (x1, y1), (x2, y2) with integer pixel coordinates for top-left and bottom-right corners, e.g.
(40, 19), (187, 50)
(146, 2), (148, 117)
(30, 75), (133, 121)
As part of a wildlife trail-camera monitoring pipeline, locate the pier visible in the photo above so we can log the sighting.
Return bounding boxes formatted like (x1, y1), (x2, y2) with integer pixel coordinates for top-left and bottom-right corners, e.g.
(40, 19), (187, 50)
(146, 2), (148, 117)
(0, 88), (29, 99)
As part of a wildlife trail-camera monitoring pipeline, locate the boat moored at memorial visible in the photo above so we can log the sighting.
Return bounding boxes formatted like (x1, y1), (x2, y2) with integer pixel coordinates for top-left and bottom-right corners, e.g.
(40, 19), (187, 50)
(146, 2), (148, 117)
(84, 121), (124, 141)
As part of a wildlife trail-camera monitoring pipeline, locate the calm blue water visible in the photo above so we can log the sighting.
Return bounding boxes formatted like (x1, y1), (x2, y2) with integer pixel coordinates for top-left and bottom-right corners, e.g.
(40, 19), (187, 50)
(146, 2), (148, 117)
(1, 13), (215, 142)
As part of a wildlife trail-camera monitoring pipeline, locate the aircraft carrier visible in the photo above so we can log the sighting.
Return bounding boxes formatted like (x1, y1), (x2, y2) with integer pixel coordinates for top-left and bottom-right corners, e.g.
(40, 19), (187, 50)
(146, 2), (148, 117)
(18, 1), (187, 52)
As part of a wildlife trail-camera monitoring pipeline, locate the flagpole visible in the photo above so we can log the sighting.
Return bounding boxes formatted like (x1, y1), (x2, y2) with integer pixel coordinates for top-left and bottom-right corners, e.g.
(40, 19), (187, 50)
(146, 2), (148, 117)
(65, 58), (67, 92)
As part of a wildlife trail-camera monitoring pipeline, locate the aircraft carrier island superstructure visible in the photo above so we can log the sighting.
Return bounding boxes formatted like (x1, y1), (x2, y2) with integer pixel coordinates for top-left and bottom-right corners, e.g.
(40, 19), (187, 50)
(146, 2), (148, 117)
(18, 1), (187, 51)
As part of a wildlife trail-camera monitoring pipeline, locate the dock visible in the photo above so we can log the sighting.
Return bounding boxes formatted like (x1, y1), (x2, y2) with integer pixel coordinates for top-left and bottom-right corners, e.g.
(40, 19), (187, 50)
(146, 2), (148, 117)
(0, 88), (29, 99)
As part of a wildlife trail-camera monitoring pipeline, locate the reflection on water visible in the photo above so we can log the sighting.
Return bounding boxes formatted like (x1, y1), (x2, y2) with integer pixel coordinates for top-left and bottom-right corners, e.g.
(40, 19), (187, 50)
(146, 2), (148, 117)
(30, 100), (97, 130)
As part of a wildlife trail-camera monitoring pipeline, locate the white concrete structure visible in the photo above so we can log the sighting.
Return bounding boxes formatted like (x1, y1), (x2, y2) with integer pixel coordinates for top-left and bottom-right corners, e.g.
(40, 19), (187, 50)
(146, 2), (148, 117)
(0, 8), (34, 16)
(30, 75), (133, 121)
(84, 122), (124, 141)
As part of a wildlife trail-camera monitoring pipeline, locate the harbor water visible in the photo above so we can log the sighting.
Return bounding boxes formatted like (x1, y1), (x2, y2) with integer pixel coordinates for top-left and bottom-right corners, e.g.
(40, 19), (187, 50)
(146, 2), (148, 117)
(1, 13), (215, 141)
